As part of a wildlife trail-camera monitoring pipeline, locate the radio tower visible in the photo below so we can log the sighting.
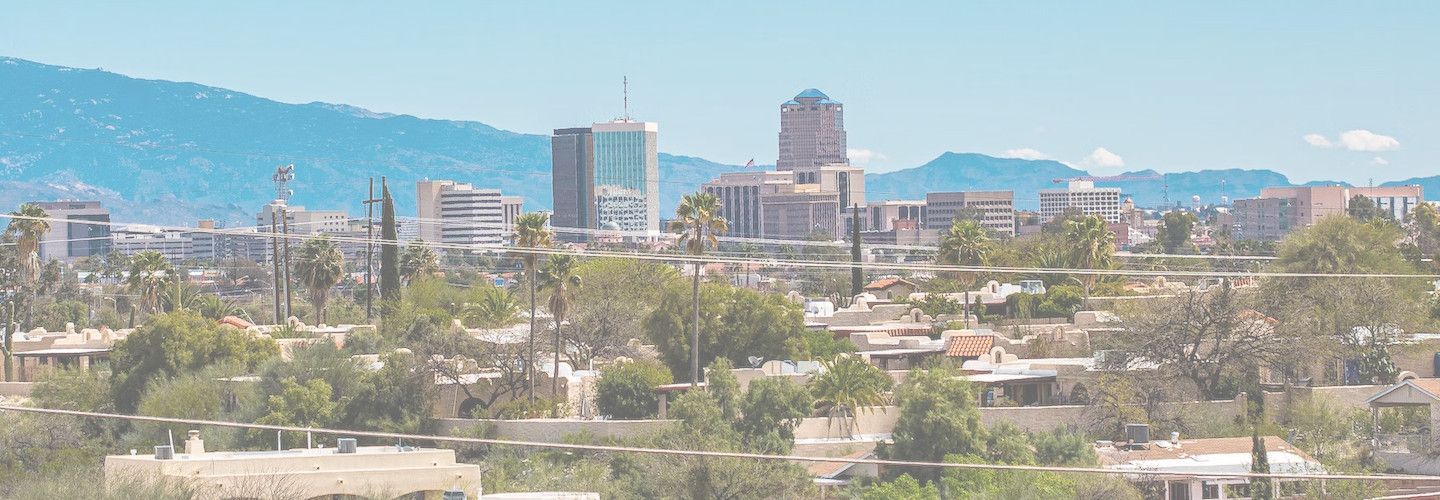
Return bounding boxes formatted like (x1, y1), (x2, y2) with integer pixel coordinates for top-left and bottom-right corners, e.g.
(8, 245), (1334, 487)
(272, 164), (295, 202)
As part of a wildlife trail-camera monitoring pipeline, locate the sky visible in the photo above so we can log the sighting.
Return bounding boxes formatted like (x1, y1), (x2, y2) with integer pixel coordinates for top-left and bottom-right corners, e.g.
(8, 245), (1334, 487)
(2, 1), (1436, 184)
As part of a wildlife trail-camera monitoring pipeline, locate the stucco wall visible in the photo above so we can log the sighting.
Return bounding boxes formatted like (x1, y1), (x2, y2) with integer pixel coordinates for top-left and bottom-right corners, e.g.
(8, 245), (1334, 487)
(437, 418), (674, 443)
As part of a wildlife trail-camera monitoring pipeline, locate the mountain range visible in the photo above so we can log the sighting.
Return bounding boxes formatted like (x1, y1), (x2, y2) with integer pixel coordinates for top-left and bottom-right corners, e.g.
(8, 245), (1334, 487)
(1, 56), (1435, 226)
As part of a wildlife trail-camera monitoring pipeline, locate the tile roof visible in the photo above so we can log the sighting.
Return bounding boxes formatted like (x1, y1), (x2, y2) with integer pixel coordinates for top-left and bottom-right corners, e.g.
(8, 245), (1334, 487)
(945, 335), (994, 358)
(863, 278), (914, 291)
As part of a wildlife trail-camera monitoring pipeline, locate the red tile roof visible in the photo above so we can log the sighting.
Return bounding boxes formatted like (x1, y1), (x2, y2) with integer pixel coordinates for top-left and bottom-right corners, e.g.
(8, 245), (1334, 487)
(945, 335), (994, 358)
(863, 278), (915, 291)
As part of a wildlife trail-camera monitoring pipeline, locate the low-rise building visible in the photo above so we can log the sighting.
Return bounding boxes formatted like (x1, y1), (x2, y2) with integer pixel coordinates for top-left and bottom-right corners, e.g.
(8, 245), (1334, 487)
(105, 433), (481, 499)
(33, 201), (111, 262)
(1233, 185), (1424, 241)
(1039, 181), (1121, 223)
(925, 191), (1015, 235)
(1096, 435), (1323, 499)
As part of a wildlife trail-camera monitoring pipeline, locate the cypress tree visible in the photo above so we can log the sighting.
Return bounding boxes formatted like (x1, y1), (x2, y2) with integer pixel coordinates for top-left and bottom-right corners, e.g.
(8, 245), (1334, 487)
(1250, 424), (1273, 499)
(379, 183), (401, 301)
(850, 204), (862, 298)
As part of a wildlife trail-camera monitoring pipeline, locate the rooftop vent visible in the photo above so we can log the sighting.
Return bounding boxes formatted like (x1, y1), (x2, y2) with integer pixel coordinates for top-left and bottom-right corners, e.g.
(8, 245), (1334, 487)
(337, 438), (358, 454)
(153, 445), (174, 460)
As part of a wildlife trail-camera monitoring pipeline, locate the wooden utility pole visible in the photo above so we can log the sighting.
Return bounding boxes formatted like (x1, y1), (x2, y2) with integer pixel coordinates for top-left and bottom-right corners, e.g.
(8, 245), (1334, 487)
(362, 177), (382, 323)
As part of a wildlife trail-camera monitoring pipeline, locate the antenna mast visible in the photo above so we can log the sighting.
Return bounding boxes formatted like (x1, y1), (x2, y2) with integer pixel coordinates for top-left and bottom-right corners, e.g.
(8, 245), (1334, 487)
(622, 76), (629, 121)
(272, 164), (295, 203)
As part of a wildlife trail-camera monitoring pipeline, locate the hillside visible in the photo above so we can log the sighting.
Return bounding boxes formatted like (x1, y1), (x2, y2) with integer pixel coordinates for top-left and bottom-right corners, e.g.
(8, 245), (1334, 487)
(0, 56), (743, 225)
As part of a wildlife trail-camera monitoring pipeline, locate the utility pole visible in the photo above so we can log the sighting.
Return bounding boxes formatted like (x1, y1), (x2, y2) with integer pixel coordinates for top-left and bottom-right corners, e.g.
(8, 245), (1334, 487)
(281, 207), (294, 321)
(362, 177), (382, 323)
(270, 212), (283, 324)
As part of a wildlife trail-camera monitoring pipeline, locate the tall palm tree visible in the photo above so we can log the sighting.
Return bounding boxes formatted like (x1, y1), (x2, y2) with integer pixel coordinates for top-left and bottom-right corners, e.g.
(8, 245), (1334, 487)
(513, 212), (553, 403)
(399, 239), (439, 285)
(809, 355), (893, 437)
(125, 250), (173, 314)
(668, 192), (729, 386)
(1063, 215), (1116, 305)
(461, 285), (522, 328)
(5, 203), (50, 329)
(540, 253), (581, 416)
(294, 235), (346, 325)
(936, 219), (991, 327)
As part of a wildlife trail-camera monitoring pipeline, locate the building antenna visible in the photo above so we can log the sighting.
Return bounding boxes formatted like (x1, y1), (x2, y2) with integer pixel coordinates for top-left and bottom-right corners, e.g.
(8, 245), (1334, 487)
(622, 75), (629, 121)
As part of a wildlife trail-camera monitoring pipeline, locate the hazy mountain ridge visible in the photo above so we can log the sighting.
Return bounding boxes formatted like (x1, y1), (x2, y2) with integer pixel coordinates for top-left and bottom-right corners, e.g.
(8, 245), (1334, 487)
(1, 56), (1434, 225)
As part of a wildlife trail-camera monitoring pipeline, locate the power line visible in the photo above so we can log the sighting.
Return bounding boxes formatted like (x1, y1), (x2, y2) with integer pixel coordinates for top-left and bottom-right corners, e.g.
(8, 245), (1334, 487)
(0, 404), (1424, 483)
(3, 213), (1433, 280)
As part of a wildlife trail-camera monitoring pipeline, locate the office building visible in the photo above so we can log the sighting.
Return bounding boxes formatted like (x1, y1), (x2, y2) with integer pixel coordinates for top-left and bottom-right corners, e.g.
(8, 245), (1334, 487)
(778, 89), (848, 171)
(255, 202), (349, 235)
(32, 201), (111, 262)
(551, 127), (595, 238)
(1038, 181), (1122, 223)
(859, 200), (927, 232)
(702, 171), (794, 238)
(761, 185), (841, 239)
(415, 180), (511, 248)
(925, 191), (1016, 236)
(592, 120), (660, 234)
(1232, 185), (1424, 241)
(793, 163), (864, 214)
(110, 225), (194, 263)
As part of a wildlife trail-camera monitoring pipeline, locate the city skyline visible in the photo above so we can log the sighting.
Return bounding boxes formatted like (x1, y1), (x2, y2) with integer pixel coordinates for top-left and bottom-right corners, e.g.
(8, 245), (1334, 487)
(2, 2), (1433, 185)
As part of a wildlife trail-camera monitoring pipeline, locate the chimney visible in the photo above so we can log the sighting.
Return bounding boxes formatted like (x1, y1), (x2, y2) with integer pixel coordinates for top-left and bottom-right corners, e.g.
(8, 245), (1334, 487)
(1170, 431), (1180, 446)
(185, 430), (205, 454)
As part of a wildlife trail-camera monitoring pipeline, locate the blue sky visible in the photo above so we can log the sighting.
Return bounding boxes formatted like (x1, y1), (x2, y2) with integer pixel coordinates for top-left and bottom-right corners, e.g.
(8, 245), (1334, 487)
(2, 1), (1435, 183)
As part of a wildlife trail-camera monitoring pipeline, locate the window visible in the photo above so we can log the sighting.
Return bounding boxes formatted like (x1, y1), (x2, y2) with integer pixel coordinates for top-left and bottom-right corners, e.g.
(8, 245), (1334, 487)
(1201, 483), (1220, 499)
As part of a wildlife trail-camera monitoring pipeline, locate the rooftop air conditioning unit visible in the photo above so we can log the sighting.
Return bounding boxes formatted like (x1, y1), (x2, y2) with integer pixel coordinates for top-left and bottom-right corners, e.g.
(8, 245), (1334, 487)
(337, 438), (358, 454)
(1125, 423), (1151, 450)
(153, 445), (174, 460)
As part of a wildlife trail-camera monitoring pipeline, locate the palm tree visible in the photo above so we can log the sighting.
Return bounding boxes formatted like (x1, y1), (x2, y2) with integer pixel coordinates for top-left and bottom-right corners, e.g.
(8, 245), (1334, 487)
(809, 355), (893, 437)
(668, 192), (729, 386)
(513, 212), (553, 403)
(936, 219), (991, 327)
(294, 235), (346, 325)
(1063, 215), (1116, 306)
(124, 251), (173, 314)
(5, 203), (50, 328)
(399, 239), (439, 285)
(461, 285), (522, 328)
(540, 253), (581, 416)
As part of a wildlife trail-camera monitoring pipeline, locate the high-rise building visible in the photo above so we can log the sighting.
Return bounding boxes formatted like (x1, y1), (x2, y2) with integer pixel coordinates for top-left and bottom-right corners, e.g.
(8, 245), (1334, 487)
(591, 120), (660, 234)
(702, 171), (794, 238)
(924, 191), (1016, 236)
(1232, 185), (1424, 241)
(865, 200), (928, 233)
(255, 202), (349, 235)
(501, 196), (524, 241)
(777, 89), (847, 171)
(32, 201), (111, 262)
(792, 163), (864, 216)
(1038, 181), (1122, 223)
(414, 180), (508, 248)
(551, 127), (595, 239)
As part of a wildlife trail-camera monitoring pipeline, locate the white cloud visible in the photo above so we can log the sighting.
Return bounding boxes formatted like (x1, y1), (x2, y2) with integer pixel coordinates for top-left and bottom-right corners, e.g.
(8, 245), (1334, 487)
(1339, 129), (1400, 152)
(999, 148), (1051, 161)
(1303, 133), (1333, 148)
(1371, 156), (1389, 166)
(1303, 129), (1399, 152)
(1080, 147), (1125, 169)
(847, 148), (886, 165)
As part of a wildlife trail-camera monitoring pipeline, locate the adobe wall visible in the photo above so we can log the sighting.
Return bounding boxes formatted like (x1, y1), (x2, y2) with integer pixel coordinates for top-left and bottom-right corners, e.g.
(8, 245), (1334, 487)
(436, 418), (673, 443)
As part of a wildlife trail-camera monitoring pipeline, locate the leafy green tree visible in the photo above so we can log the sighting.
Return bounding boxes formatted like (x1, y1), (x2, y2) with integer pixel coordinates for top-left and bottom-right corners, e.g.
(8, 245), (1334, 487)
(513, 211), (553, 403)
(704, 357), (741, 421)
(1346, 194), (1390, 222)
(1155, 210), (1198, 254)
(540, 253), (581, 415)
(984, 422), (1035, 465)
(1032, 427), (1099, 466)
(937, 219), (991, 326)
(737, 377), (812, 454)
(595, 359), (673, 419)
(136, 368), (260, 451)
(254, 377), (339, 448)
(644, 282), (804, 380)
(379, 183), (401, 301)
(566, 258), (678, 366)
(887, 366), (986, 481)
(669, 191), (729, 386)
(294, 234), (345, 324)
(110, 311), (279, 411)
(847, 474), (938, 500)
(399, 239), (439, 285)
(786, 329), (855, 361)
(809, 355), (892, 437)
